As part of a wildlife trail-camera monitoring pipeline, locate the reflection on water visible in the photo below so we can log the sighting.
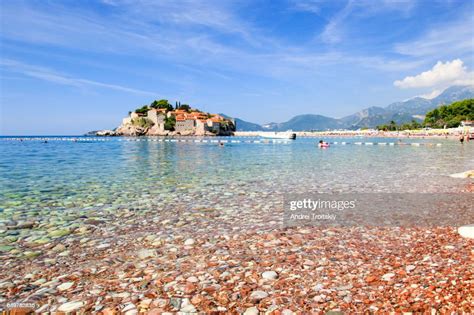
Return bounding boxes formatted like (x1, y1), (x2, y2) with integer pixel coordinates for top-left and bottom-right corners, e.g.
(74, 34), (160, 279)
(0, 137), (473, 218)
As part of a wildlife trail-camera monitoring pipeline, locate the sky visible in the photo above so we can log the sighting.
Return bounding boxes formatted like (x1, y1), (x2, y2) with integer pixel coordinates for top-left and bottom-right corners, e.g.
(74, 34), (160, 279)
(1, 0), (473, 135)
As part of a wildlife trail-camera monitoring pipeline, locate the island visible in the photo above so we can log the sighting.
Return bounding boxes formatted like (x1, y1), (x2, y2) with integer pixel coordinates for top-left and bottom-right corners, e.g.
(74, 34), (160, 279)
(96, 99), (236, 136)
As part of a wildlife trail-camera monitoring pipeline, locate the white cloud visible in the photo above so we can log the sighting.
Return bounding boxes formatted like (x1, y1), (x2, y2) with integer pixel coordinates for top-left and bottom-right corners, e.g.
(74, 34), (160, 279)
(290, 0), (323, 14)
(318, 0), (416, 44)
(394, 59), (474, 89)
(0, 59), (156, 96)
(394, 18), (474, 58)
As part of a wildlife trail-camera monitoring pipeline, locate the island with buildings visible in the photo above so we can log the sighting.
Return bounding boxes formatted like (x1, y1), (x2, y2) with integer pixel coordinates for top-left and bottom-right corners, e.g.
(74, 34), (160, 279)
(97, 99), (235, 136)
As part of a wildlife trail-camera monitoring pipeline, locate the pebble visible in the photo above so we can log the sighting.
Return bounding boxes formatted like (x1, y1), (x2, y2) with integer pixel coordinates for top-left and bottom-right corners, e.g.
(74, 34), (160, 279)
(186, 276), (199, 283)
(458, 224), (474, 239)
(184, 238), (195, 246)
(261, 270), (278, 280)
(52, 244), (66, 252)
(382, 273), (395, 281)
(312, 283), (324, 292)
(137, 249), (157, 259)
(406, 265), (416, 272)
(57, 301), (85, 312)
(244, 306), (259, 315)
(48, 229), (70, 238)
(122, 302), (138, 315)
(96, 243), (111, 249)
(250, 290), (268, 302)
(57, 282), (74, 291)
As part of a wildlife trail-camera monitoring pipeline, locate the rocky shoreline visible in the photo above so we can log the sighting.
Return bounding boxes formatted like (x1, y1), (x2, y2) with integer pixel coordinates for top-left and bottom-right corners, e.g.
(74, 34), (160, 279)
(1, 203), (473, 313)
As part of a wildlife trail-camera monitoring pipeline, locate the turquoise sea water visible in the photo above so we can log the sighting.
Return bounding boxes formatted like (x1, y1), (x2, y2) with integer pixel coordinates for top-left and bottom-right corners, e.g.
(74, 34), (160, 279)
(1, 136), (473, 228)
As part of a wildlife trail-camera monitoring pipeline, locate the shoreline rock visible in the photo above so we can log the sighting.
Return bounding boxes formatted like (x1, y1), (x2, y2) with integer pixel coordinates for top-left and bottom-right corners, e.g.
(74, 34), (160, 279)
(458, 224), (474, 239)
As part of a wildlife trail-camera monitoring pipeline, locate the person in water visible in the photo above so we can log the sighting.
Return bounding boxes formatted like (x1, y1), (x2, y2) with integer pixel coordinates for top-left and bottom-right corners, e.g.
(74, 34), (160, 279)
(318, 140), (329, 148)
(459, 134), (464, 144)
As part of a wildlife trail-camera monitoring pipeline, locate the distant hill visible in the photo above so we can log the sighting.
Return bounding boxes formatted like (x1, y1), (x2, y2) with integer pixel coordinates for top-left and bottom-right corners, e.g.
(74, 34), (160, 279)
(219, 114), (264, 131)
(424, 98), (474, 128)
(344, 85), (474, 129)
(229, 85), (474, 131)
(262, 114), (343, 131)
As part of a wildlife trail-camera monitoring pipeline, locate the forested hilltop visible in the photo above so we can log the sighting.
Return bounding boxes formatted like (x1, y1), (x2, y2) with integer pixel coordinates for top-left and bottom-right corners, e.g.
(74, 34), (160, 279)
(376, 99), (473, 131)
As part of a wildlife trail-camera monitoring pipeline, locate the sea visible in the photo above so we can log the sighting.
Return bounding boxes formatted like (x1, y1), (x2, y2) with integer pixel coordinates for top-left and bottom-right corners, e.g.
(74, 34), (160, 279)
(1, 136), (473, 231)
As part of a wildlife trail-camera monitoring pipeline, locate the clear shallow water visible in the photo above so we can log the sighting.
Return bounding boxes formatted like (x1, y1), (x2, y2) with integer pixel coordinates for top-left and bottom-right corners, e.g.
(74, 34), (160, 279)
(1, 136), (473, 224)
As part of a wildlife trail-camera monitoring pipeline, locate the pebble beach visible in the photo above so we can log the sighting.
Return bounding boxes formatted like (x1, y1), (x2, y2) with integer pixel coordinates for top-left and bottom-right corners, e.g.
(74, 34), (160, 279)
(1, 209), (473, 313)
(1, 136), (473, 313)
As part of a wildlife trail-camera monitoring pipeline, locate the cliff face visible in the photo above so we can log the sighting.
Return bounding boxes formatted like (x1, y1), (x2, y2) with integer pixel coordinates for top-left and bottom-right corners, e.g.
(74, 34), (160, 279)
(110, 120), (234, 136)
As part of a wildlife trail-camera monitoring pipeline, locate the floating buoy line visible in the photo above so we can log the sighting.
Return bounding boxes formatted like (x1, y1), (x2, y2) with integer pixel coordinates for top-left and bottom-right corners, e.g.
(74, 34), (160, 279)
(0, 137), (442, 146)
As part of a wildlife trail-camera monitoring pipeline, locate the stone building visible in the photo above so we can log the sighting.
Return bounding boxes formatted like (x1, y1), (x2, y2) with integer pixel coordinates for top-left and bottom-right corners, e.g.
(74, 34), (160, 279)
(147, 109), (166, 133)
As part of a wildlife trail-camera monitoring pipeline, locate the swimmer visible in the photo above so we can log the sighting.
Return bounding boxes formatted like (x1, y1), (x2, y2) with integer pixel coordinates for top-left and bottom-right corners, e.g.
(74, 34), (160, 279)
(318, 140), (329, 148)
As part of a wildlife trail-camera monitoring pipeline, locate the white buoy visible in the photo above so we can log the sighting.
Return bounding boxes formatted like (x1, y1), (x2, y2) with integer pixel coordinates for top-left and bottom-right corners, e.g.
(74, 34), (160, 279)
(458, 225), (474, 239)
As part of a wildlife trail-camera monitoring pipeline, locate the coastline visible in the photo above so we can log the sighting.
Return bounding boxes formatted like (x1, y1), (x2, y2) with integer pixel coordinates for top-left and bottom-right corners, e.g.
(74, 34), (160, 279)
(2, 206), (473, 313)
(1, 134), (473, 313)
(235, 128), (470, 140)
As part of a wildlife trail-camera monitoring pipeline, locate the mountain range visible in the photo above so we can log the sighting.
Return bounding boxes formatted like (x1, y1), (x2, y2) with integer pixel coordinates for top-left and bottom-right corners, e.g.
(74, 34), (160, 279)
(230, 85), (474, 131)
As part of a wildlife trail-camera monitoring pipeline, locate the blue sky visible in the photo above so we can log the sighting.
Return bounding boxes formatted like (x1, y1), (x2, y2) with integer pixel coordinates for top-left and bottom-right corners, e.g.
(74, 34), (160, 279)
(1, 0), (473, 135)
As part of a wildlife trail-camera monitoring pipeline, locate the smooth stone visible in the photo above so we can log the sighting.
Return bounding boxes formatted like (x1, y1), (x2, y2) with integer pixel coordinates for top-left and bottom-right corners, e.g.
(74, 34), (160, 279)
(405, 265), (416, 272)
(184, 238), (195, 246)
(261, 271), (278, 280)
(58, 250), (70, 257)
(186, 276), (199, 283)
(250, 290), (268, 302)
(180, 303), (196, 313)
(0, 245), (14, 252)
(9, 222), (35, 229)
(33, 238), (50, 245)
(244, 306), (259, 315)
(170, 297), (182, 309)
(97, 243), (111, 249)
(52, 244), (66, 252)
(48, 229), (70, 238)
(122, 303), (137, 314)
(57, 282), (74, 291)
(381, 273), (395, 281)
(23, 251), (41, 259)
(137, 249), (157, 259)
(32, 278), (47, 285)
(458, 224), (474, 239)
(58, 301), (85, 312)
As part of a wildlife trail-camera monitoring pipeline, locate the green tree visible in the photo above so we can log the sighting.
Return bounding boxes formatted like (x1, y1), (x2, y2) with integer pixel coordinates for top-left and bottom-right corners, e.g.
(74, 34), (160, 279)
(135, 105), (149, 114)
(178, 104), (191, 112)
(150, 99), (173, 111)
(389, 120), (397, 131)
(423, 99), (473, 128)
(164, 116), (176, 131)
(132, 117), (154, 128)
